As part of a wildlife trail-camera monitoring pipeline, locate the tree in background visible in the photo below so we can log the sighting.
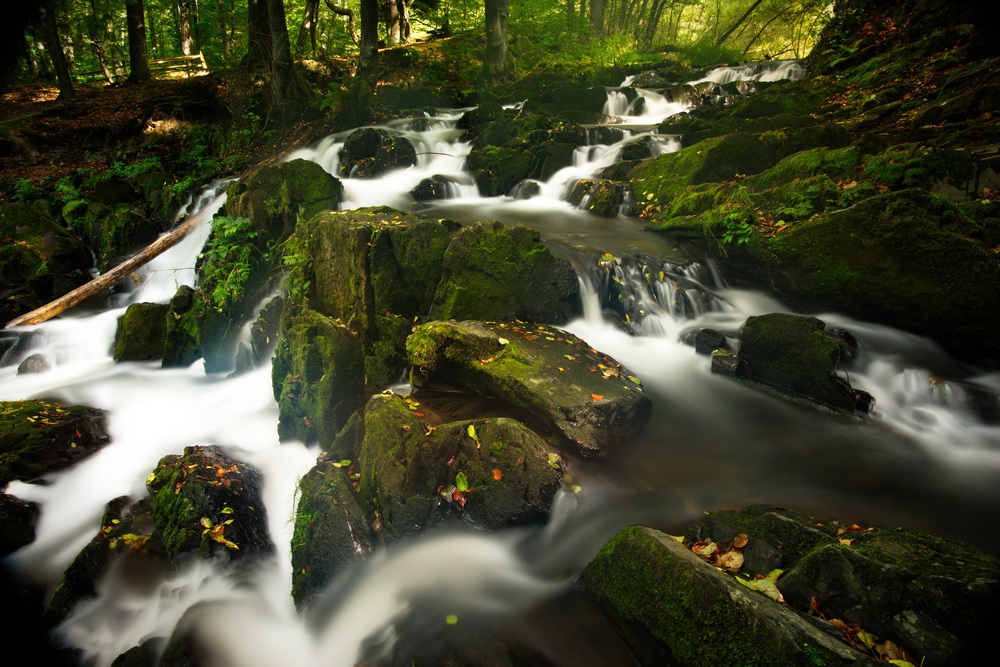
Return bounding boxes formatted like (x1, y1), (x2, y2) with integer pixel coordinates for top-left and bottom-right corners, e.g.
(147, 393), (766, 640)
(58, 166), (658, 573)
(39, 2), (76, 98)
(177, 0), (198, 54)
(484, 0), (509, 82)
(125, 0), (151, 83)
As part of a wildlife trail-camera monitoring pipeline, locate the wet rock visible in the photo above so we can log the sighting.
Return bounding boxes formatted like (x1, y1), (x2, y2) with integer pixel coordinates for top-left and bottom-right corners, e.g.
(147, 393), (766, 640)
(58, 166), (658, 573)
(466, 145), (533, 196)
(112, 302), (168, 362)
(510, 180), (541, 199)
(291, 455), (374, 607)
(162, 285), (202, 368)
(710, 348), (746, 377)
(146, 445), (273, 561)
(225, 158), (343, 240)
(0, 330), (43, 367)
(337, 128), (417, 179)
(0, 400), (110, 486)
(581, 525), (868, 666)
(272, 308), (364, 445)
(681, 327), (727, 354)
(356, 393), (564, 540)
(407, 320), (651, 456)
(737, 313), (861, 413)
(0, 493), (39, 557)
(411, 174), (458, 201)
(16, 353), (50, 375)
(567, 179), (632, 217)
(429, 221), (580, 323)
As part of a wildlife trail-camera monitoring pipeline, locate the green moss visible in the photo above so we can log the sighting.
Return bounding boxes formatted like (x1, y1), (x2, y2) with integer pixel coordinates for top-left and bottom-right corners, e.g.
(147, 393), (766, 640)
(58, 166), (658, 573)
(112, 302), (169, 362)
(466, 146), (534, 196)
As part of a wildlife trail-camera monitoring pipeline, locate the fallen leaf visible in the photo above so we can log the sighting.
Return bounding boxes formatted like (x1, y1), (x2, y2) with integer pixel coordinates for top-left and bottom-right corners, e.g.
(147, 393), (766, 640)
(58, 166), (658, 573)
(692, 541), (717, 557)
(547, 452), (562, 469)
(492, 469), (503, 480)
(497, 337), (509, 345)
(716, 550), (744, 572)
(591, 394), (604, 400)
(455, 472), (469, 492)
(732, 533), (749, 548)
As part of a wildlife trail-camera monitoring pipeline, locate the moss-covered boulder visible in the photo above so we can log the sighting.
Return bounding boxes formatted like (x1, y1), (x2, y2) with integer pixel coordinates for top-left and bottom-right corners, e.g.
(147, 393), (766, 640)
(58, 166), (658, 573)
(581, 525), (870, 666)
(337, 128), (417, 179)
(0, 400), (110, 486)
(272, 308), (365, 445)
(290, 456), (373, 608)
(466, 146), (534, 197)
(566, 179), (633, 217)
(162, 285), (203, 368)
(355, 393), (564, 540)
(224, 158), (343, 241)
(407, 320), (651, 456)
(735, 313), (861, 413)
(430, 221), (580, 323)
(738, 190), (1000, 364)
(145, 445), (272, 560)
(112, 301), (169, 362)
(686, 504), (1000, 665)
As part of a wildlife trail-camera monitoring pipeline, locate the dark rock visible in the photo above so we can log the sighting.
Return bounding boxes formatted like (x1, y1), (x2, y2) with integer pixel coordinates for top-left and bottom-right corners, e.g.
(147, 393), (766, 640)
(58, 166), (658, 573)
(582, 525), (869, 666)
(407, 320), (651, 456)
(429, 221), (580, 323)
(510, 180), (541, 199)
(0, 493), (39, 557)
(738, 313), (860, 412)
(291, 456), (374, 607)
(162, 285), (203, 368)
(337, 128), (417, 179)
(0, 400), (110, 486)
(112, 302), (168, 362)
(466, 145), (533, 196)
(681, 327), (727, 354)
(411, 174), (459, 201)
(0, 331), (43, 367)
(146, 445), (273, 560)
(710, 348), (746, 377)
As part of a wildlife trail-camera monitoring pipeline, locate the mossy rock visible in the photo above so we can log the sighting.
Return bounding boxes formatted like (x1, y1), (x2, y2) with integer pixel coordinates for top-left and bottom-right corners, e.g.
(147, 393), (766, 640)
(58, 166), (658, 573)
(0, 400), (110, 486)
(430, 221), (579, 324)
(337, 128), (417, 179)
(749, 146), (864, 191)
(162, 285), (204, 368)
(89, 205), (156, 272)
(779, 526), (1000, 665)
(290, 458), (373, 608)
(272, 308), (365, 445)
(297, 207), (451, 338)
(736, 190), (1000, 364)
(225, 158), (343, 241)
(581, 524), (870, 666)
(112, 302), (169, 363)
(738, 313), (858, 412)
(146, 445), (272, 560)
(356, 393), (563, 540)
(407, 320), (651, 456)
(0, 493), (38, 557)
(466, 145), (534, 196)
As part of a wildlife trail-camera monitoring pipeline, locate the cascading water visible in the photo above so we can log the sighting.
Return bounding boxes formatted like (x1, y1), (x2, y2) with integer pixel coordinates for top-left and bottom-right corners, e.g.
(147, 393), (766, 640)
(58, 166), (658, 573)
(3, 60), (1000, 666)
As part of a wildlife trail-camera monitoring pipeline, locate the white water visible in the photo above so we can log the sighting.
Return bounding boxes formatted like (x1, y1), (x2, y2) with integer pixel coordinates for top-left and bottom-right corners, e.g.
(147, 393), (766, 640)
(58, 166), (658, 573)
(3, 61), (999, 665)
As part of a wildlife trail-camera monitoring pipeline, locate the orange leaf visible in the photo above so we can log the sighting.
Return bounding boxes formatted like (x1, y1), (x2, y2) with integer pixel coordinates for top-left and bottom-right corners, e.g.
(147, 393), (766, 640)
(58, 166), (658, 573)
(591, 394), (604, 400)
(492, 469), (503, 480)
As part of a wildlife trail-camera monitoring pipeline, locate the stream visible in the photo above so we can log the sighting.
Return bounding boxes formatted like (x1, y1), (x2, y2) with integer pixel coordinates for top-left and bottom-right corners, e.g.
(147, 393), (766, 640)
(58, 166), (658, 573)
(3, 61), (1000, 665)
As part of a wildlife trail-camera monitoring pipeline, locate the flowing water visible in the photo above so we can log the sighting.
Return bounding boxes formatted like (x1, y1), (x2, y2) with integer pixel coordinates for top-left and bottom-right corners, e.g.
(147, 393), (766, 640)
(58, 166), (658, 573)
(2, 62), (1000, 665)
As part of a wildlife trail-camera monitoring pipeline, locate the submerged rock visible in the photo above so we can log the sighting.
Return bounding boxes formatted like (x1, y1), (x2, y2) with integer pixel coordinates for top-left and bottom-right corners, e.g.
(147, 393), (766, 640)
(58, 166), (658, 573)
(337, 128), (417, 179)
(407, 320), (651, 456)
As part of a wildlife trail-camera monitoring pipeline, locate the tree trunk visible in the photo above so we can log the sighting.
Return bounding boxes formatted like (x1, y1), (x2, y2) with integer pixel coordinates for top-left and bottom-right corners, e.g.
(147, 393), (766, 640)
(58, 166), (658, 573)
(297, 0), (319, 55)
(484, 0), (509, 82)
(715, 0), (765, 47)
(589, 0), (605, 39)
(217, 0), (232, 60)
(265, 0), (294, 118)
(178, 0), (196, 55)
(247, 0), (272, 70)
(358, 0), (379, 83)
(125, 0), (151, 83)
(387, 0), (400, 45)
(323, 0), (358, 46)
(40, 5), (74, 99)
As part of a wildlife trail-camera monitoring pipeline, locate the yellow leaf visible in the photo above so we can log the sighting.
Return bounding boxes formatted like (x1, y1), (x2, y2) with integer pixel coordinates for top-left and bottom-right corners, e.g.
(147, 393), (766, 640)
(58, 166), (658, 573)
(497, 337), (509, 345)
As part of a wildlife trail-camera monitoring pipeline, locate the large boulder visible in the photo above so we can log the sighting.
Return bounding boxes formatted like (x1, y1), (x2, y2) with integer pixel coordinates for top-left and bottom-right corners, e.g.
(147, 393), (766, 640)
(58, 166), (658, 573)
(355, 393), (564, 540)
(407, 320), (651, 456)
(429, 221), (580, 323)
(582, 524), (870, 666)
(145, 445), (272, 560)
(0, 400), (110, 486)
(112, 302), (168, 362)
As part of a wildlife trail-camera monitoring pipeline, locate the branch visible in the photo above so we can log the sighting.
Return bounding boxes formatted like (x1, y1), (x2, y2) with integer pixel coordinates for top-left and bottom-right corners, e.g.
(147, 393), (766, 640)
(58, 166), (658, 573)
(4, 193), (225, 329)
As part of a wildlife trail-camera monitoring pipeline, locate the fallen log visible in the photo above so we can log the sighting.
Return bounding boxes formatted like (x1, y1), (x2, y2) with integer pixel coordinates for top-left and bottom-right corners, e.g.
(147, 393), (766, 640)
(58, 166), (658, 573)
(4, 193), (225, 329)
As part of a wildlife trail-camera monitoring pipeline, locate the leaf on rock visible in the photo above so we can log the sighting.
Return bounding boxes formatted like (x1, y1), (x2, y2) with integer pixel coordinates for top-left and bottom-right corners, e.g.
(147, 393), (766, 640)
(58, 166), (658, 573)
(732, 533), (749, 548)
(547, 452), (562, 469)
(467, 424), (478, 442)
(455, 472), (469, 492)
(492, 469), (503, 480)
(716, 549), (744, 572)
(591, 394), (604, 401)
(692, 541), (718, 557)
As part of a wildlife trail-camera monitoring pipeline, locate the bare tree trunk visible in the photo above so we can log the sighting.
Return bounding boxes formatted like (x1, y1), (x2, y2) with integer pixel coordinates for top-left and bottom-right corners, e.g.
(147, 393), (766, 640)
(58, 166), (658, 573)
(178, 0), (196, 55)
(217, 0), (231, 60)
(589, 0), (605, 39)
(386, 0), (400, 45)
(484, 0), (509, 82)
(297, 0), (318, 54)
(40, 4), (75, 99)
(126, 0), (151, 83)
(247, 0), (272, 70)
(358, 0), (379, 82)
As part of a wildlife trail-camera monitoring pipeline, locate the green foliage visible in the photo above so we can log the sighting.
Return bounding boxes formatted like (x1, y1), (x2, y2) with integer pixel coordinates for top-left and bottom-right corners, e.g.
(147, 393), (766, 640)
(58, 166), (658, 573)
(280, 233), (313, 305)
(721, 209), (755, 245)
(198, 216), (270, 313)
(679, 41), (743, 69)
